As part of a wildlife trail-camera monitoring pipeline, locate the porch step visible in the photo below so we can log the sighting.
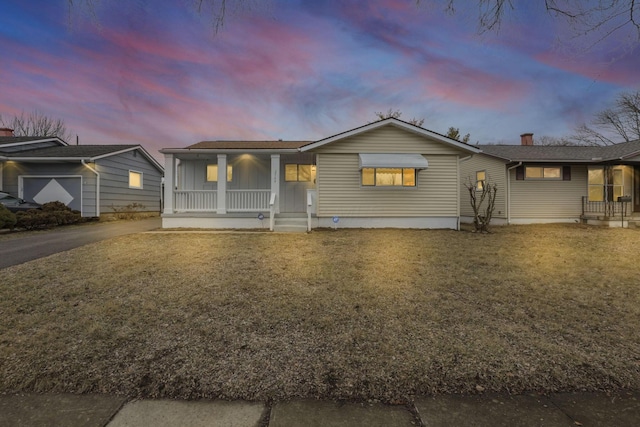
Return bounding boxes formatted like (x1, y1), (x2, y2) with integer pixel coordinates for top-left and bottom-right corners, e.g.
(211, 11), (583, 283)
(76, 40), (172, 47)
(273, 214), (308, 232)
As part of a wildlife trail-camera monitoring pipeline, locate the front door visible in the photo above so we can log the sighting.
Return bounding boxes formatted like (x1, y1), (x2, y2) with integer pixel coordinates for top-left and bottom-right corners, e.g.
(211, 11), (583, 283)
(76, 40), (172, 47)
(280, 154), (315, 213)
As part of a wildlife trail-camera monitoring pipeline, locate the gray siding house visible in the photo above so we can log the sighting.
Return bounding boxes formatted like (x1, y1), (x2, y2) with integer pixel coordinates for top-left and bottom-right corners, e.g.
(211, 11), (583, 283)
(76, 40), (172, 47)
(0, 130), (164, 217)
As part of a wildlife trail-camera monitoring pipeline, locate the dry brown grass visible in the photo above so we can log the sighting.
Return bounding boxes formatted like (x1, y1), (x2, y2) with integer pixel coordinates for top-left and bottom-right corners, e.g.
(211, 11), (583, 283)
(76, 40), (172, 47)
(1, 224), (639, 403)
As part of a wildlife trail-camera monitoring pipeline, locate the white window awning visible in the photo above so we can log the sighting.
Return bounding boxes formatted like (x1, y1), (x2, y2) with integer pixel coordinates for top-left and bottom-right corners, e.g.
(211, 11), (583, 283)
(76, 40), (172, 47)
(358, 153), (428, 170)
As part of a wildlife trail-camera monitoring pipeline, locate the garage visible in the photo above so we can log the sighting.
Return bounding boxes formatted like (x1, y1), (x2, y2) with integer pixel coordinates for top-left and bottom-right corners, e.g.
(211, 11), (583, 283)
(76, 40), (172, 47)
(20, 176), (83, 214)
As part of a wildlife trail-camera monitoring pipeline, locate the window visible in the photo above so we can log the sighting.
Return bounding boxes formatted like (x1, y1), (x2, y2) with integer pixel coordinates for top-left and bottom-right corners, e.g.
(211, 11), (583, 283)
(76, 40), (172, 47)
(129, 171), (143, 189)
(476, 170), (486, 191)
(588, 166), (628, 202)
(588, 167), (604, 201)
(206, 164), (232, 182)
(525, 166), (561, 180)
(361, 168), (416, 187)
(285, 164), (312, 182)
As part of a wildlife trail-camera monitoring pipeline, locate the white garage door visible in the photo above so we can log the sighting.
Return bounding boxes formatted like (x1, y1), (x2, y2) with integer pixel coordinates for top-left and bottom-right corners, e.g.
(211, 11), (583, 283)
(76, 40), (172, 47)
(21, 176), (82, 213)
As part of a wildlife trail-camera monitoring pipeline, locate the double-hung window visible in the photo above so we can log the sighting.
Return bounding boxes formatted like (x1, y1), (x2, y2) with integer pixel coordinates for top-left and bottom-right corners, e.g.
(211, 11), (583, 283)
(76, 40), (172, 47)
(285, 164), (312, 182)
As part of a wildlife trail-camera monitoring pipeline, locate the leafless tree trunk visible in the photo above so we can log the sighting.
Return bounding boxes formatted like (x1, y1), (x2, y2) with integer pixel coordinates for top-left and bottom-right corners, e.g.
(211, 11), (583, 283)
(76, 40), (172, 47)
(464, 176), (498, 233)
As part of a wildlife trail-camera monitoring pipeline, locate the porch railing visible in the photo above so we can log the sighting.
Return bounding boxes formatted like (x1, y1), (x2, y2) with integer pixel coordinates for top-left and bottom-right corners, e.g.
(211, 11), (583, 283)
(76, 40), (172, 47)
(174, 190), (217, 212)
(227, 190), (270, 212)
(582, 196), (631, 217)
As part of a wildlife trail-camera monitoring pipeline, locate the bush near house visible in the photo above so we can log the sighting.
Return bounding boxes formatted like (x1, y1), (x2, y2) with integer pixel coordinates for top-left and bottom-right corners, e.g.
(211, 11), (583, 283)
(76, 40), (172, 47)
(15, 201), (82, 230)
(0, 204), (17, 229)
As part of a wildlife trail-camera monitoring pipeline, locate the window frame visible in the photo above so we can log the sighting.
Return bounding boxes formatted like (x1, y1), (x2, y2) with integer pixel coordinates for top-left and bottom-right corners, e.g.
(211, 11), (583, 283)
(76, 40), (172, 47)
(361, 167), (417, 188)
(285, 164), (313, 182)
(206, 164), (233, 182)
(525, 166), (562, 180)
(475, 170), (486, 191)
(129, 170), (143, 189)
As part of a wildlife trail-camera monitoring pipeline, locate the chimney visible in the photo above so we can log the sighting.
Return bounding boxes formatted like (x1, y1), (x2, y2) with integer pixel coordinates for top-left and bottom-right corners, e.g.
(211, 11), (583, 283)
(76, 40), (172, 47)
(0, 128), (14, 137)
(520, 133), (533, 146)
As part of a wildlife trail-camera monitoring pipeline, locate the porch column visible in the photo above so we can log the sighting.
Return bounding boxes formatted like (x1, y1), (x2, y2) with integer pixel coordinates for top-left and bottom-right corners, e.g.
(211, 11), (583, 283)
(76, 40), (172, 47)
(163, 154), (174, 214)
(271, 154), (280, 214)
(217, 154), (227, 214)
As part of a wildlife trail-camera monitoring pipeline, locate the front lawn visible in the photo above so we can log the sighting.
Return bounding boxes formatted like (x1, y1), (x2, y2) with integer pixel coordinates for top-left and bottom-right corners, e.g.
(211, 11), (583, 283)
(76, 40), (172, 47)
(1, 224), (639, 402)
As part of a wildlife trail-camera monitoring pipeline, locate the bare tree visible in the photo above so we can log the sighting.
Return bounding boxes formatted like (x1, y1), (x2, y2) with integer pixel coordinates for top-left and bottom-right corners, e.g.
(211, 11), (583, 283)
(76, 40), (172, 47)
(464, 174), (498, 233)
(374, 108), (425, 127)
(571, 89), (640, 145)
(446, 126), (471, 143)
(426, 0), (640, 49)
(0, 111), (72, 142)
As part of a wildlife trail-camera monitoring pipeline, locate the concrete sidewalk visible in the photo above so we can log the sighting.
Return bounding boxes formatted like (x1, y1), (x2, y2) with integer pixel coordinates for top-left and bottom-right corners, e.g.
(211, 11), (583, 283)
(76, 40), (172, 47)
(1, 391), (638, 427)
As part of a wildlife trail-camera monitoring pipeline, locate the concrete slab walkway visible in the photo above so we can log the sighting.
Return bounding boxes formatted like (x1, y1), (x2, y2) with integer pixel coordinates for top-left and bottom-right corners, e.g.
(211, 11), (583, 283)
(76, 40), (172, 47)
(0, 391), (638, 427)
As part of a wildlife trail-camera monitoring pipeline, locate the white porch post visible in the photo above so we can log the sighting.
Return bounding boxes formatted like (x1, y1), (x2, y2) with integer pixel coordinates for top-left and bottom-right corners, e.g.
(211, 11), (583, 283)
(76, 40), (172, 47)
(217, 154), (227, 214)
(271, 154), (280, 214)
(164, 154), (174, 214)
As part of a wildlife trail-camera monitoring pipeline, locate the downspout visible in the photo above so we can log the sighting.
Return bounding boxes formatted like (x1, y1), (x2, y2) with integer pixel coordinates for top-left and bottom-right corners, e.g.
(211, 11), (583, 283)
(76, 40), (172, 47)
(457, 154), (474, 230)
(82, 159), (100, 217)
(506, 162), (522, 225)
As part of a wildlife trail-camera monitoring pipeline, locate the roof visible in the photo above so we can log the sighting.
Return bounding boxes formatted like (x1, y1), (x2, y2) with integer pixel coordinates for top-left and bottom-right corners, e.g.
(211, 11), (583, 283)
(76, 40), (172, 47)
(478, 140), (640, 163)
(1, 144), (164, 172)
(186, 140), (311, 150)
(0, 136), (66, 146)
(301, 118), (481, 154)
(2, 144), (139, 158)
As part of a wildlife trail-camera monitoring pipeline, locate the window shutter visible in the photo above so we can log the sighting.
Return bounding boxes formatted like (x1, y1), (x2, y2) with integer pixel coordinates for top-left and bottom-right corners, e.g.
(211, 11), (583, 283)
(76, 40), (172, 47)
(515, 165), (524, 180)
(562, 166), (571, 181)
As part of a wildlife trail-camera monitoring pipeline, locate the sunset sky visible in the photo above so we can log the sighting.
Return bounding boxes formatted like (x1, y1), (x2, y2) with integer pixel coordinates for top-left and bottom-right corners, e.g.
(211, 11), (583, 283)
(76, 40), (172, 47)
(2, 0), (639, 160)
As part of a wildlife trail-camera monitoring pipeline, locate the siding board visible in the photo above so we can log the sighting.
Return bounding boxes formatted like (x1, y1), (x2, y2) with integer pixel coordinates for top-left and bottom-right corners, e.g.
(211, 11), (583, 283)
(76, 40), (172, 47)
(459, 154), (508, 218)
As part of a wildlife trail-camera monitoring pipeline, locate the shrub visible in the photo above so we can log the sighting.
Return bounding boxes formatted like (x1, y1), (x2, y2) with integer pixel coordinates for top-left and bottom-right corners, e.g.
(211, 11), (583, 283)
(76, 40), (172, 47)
(16, 201), (82, 230)
(0, 204), (17, 229)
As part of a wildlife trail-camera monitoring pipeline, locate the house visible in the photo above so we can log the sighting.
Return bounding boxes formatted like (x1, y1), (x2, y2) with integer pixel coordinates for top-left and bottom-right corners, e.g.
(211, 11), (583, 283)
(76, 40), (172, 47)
(0, 128), (164, 217)
(160, 118), (481, 230)
(459, 133), (640, 226)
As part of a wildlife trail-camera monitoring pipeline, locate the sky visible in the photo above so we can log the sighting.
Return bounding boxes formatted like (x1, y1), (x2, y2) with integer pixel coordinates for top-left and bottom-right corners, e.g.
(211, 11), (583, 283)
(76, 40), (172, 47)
(1, 0), (639, 161)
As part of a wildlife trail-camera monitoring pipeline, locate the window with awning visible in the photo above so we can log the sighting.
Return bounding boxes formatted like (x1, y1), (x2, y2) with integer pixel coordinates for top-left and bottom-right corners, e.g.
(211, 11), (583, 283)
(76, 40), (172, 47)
(358, 153), (428, 169)
(359, 154), (427, 187)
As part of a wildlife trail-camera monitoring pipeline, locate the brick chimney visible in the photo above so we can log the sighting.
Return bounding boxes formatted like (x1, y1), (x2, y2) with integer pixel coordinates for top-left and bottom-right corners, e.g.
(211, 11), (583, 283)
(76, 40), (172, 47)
(0, 128), (14, 137)
(520, 133), (533, 146)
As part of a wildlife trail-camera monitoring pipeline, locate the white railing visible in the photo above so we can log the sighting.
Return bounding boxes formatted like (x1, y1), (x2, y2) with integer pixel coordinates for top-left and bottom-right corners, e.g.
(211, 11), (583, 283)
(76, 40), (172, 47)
(174, 190), (217, 212)
(269, 192), (277, 231)
(227, 190), (270, 212)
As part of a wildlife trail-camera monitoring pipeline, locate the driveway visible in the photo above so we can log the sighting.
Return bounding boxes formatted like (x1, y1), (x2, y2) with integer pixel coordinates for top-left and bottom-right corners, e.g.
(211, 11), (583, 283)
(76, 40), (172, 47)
(0, 217), (161, 269)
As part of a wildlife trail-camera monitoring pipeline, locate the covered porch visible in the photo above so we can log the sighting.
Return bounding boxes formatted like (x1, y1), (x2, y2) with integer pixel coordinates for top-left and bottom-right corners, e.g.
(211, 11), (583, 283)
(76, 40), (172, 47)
(161, 144), (315, 229)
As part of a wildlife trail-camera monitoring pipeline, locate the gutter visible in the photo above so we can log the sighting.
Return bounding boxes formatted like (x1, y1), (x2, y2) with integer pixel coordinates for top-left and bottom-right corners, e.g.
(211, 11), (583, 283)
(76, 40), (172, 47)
(81, 159), (100, 217)
(506, 162), (522, 225)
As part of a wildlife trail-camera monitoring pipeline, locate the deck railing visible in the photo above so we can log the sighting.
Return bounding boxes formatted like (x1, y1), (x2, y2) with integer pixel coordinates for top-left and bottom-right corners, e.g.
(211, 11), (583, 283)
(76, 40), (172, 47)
(174, 190), (217, 212)
(227, 190), (270, 212)
(582, 196), (630, 217)
(174, 189), (270, 212)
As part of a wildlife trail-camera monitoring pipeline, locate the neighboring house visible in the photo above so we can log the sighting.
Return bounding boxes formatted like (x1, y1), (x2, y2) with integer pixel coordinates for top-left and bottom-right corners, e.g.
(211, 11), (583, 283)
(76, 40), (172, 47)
(0, 128), (164, 217)
(160, 118), (481, 230)
(460, 133), (640, 226)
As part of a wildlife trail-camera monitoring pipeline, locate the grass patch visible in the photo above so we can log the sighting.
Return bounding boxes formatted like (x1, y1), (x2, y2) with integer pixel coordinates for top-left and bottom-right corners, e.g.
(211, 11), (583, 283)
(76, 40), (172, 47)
(1, 224), (639, 402)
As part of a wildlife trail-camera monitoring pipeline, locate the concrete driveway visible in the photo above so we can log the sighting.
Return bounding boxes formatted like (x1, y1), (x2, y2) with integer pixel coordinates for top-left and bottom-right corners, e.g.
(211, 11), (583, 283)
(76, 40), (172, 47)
(0, 217), (161, 269)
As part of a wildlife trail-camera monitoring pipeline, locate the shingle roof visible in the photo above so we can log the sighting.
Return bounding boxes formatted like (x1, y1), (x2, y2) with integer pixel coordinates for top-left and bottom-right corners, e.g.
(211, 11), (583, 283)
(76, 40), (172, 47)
(186, 140), (311, 150)
(478, 140), (640, 162)
(2, 145), (139, 158)
(0, 136), (61, 145)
